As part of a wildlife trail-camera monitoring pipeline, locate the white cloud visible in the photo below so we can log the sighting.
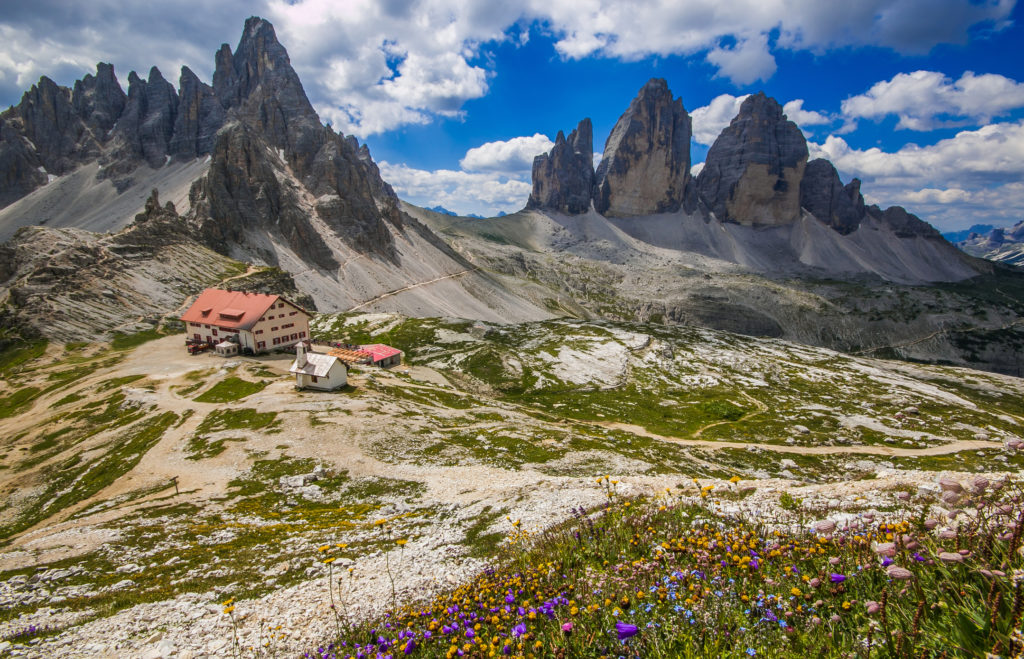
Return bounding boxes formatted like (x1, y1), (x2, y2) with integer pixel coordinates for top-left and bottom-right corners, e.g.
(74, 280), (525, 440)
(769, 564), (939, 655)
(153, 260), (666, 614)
(809, 119), (1024, 230)
(842, 70), (1024, 131)
(2, 1), (1014, 135)
(690, 162), (705, 177)
(706, 34), (777, 86)
(379, 161), (532, 217)
(782, 99), (831, 127)
(690, 93), (749, 145)
(460, 133), (554, 174)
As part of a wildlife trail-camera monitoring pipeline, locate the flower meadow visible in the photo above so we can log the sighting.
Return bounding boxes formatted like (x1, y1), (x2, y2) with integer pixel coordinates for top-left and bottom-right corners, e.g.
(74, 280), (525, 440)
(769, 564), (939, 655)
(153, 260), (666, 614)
(299, 477), (1024, 659)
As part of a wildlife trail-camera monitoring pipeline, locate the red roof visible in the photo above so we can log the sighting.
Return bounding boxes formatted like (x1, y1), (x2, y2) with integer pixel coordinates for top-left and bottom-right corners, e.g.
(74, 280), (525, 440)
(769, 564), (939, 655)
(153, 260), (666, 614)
(361, 343), (402, 362)
(180, 289), (293, 330)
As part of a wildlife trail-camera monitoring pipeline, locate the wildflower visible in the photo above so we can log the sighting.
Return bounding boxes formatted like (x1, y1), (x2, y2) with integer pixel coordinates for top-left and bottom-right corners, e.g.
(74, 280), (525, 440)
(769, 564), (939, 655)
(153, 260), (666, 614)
(939, 552), (964, 564)
(396, 539), (408, 546)
(746, 649), (757, 656)
(886, 565), (913, 580)
(730, 476), (742, 484)
(323, 557), (336, 564)
(790, 587), (801, 597)
(829, 573), (846, 583)
(404, 639), (416, 655)
(223, 605), (235, 614)
(865, 601), (881, 614)
(615, 622), (639, 640)
(512, 623), (526, 638)
(561, 622), (573, 634)
(374, 519), (387, 526)
(318, 545), (331, 552)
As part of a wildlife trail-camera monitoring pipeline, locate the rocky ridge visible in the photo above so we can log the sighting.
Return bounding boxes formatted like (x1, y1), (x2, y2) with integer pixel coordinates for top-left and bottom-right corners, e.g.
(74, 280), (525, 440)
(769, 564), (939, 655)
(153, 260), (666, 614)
(526, 80), (978, 285)
(956, 221), (1024, 267)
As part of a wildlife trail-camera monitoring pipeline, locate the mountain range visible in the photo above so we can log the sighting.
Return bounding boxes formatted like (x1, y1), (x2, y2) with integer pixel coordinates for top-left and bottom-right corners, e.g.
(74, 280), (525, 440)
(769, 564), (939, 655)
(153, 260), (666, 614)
(0, 17), (1021, 374)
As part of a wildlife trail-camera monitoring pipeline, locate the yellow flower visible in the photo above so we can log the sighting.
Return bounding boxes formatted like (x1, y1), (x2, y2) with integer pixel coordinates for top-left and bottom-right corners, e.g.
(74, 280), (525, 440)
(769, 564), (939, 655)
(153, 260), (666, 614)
(323, 557), (336, 564)
(336, 543), (348, 548)
(318, 544), (330, 552)
(396, 539), (408, 546)
(790, 587), (801, 597)
(374, 518), (387, 526)
(730, 475), (741, 484)
(223, 605), (235, 614)
(842, 601), (851, 610)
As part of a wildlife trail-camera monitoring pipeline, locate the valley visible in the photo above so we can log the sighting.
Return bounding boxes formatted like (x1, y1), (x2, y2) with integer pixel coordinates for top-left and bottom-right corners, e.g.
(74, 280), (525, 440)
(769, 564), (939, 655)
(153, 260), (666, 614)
(0, 316), (1021, 655)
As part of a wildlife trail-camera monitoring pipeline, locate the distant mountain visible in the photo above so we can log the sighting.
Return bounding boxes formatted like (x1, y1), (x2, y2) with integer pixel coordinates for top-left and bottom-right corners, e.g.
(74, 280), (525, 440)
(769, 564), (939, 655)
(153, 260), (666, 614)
(526, 80), (978, 285)
(427, 205), (458, 216)
(944, 224), (996, 243)
(956, 221), (1024, 267)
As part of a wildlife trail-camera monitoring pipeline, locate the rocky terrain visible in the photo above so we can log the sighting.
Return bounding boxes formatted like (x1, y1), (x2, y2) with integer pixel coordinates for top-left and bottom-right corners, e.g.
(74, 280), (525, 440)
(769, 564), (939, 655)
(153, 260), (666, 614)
(956, 220), (1024, 267)
(0, 315), (1021, 656)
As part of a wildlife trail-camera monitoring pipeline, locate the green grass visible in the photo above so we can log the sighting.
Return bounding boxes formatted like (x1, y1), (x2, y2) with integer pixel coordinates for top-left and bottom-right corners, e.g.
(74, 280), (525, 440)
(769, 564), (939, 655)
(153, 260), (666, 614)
(186, 409), (280, 460)
(1, 411), (178, 540)
(109, 328), (165, 351)
(0, 387), (41, 418)
(0, 339), (47, 375)
(193, 377), (269, 403)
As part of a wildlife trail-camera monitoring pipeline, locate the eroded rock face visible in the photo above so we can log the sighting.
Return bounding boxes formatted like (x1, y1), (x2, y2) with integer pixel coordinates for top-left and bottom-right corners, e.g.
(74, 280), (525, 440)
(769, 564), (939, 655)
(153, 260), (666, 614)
(697, 92), (808, 225)
(169, 66), (225, 158)
(800, 159), (864, 235)
(527, 118), (594, 215)
(593, 79), (692, 217)
(72, 62), (127, 139)
(870, 205), (941, 239)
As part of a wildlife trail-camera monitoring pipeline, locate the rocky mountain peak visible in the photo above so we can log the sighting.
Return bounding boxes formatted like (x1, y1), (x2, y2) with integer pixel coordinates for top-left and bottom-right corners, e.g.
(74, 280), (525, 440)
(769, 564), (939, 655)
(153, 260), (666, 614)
(592, 78), (693, 217)
(71, 63), (126, 136)
(527, 117), (594, 215)
(697, 91), (808, 225)
(799, 159), (864, 235)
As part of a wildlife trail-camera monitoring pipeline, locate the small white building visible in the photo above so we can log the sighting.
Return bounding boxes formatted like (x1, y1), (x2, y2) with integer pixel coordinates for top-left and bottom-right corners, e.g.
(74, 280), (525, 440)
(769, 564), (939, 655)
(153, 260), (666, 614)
(214, 340), (239, 357)
(289, 344), (347, 391)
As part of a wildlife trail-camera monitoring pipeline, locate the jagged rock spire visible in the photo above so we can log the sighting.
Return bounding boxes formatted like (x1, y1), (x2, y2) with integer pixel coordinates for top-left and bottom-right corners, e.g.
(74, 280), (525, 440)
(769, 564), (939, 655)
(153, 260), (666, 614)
(592, 78), (693, 217)
(527, 118), (594, 215)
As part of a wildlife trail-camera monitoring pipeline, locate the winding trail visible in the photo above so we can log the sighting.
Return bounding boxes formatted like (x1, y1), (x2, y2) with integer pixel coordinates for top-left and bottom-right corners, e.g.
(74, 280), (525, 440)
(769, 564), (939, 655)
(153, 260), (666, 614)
(346, 268), (478, 312)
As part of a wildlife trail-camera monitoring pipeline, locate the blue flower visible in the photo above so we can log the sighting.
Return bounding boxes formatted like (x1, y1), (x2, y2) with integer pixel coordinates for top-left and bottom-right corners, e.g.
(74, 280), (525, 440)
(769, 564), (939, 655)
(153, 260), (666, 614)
(615, 622), (639, 640)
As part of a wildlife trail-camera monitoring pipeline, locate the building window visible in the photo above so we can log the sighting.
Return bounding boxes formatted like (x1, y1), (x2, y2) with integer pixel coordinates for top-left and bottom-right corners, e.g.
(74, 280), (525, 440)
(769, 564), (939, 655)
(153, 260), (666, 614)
(271, 327), (278, 332)
(257, 341), (265, 349)
(212, 329), (218, 336)
(193, 333), (201, 340)
(204, 324), (210, 329)
(273, 337), (280, 345)
(311, 375), (319, 383)
(289, 311), (297, 316)
(255, 329), (263, 335)
(299, 331), (306, 338)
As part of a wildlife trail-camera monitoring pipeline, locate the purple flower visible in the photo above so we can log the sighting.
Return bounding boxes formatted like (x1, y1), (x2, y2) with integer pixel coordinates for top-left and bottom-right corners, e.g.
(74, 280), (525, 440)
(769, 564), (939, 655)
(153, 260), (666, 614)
(881, 557), (894, 567)
(403, 639), (416, 655)
(616, 622), (639, 640)
(502, 646), (512, 656)
(465, 628), (475, 639)
(829, 573), (846, 583)
(562, 622), (573, 634)
(505, 592), (515, 604)
(512, 623), (527, 638)
(423, 631), (431, 640)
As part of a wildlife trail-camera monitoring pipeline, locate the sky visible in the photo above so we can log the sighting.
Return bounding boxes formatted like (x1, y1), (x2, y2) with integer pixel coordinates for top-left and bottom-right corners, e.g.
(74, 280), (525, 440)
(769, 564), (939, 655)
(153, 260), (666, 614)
(1, 0), (1023, 231)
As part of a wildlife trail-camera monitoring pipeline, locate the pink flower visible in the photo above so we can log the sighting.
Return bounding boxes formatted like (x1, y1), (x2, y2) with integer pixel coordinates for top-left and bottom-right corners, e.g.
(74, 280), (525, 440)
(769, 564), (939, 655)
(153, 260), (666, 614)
(873, 542), (896, 557)
(886, 565), (913, 581)
(939, 552), (964, 564)
(865, 601), (881, 615)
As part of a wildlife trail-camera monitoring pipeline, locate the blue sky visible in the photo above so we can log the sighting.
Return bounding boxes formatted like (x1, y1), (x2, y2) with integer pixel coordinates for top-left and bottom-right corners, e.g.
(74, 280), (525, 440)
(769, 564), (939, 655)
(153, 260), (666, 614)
(1, 0), (1022, 230)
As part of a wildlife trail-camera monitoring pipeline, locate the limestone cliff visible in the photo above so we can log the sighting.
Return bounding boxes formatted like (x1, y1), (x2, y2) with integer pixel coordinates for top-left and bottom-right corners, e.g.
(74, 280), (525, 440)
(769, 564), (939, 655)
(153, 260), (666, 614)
(527, 118), (594, 215)
(696, 92), (808, 226)
(593, 79), (693, 217)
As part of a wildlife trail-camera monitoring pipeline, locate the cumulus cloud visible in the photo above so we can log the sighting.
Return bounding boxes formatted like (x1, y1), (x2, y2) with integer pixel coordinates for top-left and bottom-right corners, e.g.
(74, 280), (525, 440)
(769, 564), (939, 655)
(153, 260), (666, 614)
(379, 161), (532, 217)
(690, 93), (749, 145)
(782, 99), (831, 128)
(707, 34), (777, 86)
(809, 119), (1024, 229)
(842, 70), (1024, 131)
(460, 134), (554, 174)
(1, 0), (1015, 135)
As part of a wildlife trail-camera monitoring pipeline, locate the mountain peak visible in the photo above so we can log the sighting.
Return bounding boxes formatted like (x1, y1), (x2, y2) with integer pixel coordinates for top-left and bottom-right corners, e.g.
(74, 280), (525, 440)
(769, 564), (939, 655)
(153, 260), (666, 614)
(696, 91), (807, 225)
(592, 79), (693, 217)
(527, 117), (594, 215)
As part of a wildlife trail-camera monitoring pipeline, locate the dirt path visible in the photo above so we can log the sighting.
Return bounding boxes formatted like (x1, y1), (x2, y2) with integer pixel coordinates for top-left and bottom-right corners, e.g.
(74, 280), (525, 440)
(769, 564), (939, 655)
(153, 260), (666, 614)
(592, 421), (999, 457)
(346, 268), (478, 312)
(693, 391), (767, 438)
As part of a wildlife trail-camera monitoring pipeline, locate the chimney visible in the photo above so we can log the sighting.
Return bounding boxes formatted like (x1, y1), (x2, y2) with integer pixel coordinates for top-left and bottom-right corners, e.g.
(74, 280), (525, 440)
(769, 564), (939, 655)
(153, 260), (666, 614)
(296, 342), (307, 368)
